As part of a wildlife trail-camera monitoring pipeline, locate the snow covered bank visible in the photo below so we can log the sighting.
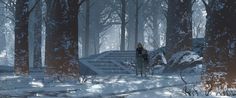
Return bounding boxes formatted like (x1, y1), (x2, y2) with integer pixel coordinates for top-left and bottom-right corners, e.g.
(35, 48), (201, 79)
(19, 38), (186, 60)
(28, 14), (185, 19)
(164, 51), (203, 73)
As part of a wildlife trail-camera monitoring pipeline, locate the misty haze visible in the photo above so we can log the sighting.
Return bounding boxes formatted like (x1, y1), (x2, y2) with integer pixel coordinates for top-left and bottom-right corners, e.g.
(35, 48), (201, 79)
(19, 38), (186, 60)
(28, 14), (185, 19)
(0, 0), (235, 97)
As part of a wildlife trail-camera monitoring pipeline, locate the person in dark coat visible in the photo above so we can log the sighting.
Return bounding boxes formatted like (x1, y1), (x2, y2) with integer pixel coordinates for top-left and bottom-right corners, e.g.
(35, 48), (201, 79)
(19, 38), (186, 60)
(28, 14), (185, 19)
(142, 49), (149, 77)
(136, 43), (144, 76)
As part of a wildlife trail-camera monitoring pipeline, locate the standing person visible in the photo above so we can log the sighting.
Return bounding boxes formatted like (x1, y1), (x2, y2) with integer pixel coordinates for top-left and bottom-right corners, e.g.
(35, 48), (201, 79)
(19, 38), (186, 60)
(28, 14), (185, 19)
(136, 43), (144, 76)
(142, 49), (149, 77)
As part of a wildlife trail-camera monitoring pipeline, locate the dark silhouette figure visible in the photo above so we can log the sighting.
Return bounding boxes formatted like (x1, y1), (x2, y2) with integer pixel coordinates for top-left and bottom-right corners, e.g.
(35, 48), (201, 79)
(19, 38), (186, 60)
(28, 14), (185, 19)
(142, 49), (149, 77)
(136, 43), (149, 77)
(136, 43), (144, 76)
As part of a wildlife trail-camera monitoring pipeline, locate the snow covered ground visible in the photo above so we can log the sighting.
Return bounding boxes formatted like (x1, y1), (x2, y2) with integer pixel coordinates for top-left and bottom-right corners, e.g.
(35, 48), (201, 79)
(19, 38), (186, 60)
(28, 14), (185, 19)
(0, 72), (236, 98)
(0, 72), (201, 97)
(0, 50), (234, 98)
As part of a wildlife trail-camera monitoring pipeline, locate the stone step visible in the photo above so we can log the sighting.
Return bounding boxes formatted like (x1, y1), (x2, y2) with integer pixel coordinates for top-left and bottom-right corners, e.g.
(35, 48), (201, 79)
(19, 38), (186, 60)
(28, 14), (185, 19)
(102, 70), (130, 74)
(94, 64), (119, 68)
(98, 67), (123, 70)
(79, 51), (136, 75)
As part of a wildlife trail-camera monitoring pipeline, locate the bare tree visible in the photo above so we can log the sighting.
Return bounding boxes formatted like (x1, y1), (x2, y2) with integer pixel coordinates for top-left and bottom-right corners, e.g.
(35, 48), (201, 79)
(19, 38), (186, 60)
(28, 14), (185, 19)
(29, 0), (42, 68)
(84, 0), (90, 57)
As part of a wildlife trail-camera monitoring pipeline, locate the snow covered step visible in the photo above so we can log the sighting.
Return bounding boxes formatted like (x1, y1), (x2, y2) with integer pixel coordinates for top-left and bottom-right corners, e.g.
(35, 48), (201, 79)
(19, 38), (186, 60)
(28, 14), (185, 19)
(98, 57), (135, 61)
(87, 60), (132, 74)
(79, 51), (136, 75)
(106, 52), (135, 57)
(100, 51), (135, 61)
(0, 66), (13, 73)
(102, 70), (130, 74)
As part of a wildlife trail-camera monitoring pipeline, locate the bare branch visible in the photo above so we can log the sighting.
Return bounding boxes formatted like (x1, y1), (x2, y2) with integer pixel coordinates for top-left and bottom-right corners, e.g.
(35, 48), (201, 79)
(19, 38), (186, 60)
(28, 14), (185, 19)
(192, 0), (197, 5)
(164, 0), (168, 4)
(201, 0), (208, 9)
(115, 9), (121, 19)
(0, 0), (8, 6)
(27, 0), (40, 15)
(0, 13), (14, 21)
(78, 0), (85, 6)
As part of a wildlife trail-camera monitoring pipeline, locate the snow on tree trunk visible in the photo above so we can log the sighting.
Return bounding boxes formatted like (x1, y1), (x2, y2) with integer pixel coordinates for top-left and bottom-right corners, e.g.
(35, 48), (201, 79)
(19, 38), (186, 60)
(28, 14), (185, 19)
(166, 0), (193, 59)
(203, 0), (236, 88)
(14, 0), (29, 75)
(45, 0), (79, 76)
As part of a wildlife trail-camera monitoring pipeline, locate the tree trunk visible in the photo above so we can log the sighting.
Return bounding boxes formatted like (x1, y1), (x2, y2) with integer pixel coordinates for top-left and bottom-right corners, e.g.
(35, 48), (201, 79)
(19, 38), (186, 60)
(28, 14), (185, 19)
(84, 0), (90, 57)
(14, 0), (29, 75)
(153, 15), (160, 48)
(33, 0), (42, 68)
(0, 33), (6, 52)
(68, 0), (79, 58)
(90, 0), (105, 54)
(134, 0), (139, 49)
(120, 0), (126, 51)
(204, 0), (236, 87)
(127, 0), (135, 50)
(137, 0), (145, 45)
(45, 0), (79, 75)
(166, 0), (193, 58)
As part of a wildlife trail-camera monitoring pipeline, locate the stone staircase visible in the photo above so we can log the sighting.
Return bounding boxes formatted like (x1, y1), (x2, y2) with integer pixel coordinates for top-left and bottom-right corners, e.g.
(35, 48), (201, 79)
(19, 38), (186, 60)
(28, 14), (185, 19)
(79, 51), (136, 75)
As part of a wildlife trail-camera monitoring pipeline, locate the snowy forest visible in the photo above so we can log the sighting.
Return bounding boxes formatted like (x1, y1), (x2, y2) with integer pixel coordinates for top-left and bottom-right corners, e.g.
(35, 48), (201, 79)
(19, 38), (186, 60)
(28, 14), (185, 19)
(0, 0), (236, 97)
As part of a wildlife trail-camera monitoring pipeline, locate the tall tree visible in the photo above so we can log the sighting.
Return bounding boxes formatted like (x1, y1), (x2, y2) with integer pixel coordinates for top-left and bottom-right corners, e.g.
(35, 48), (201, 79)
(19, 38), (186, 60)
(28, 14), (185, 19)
(137, 0), (145, 46)
(127, 0), (135, 50)
(0, 0), (16, 66)
(90, 0), (108, 54)
(29, 0), (42, 68)
(14, 0), (29, 74)
(68, 0), (79, 61)
(146, 0), (164, 49)
(45, 0), (79, 75)
(134, 0), (139, 49)
(166, 0), (194, 58)
(0, 32), (6, 52)
(203, 0), (236, 87)
(120, 0), (126, 51)
(84, 0), (90, 57)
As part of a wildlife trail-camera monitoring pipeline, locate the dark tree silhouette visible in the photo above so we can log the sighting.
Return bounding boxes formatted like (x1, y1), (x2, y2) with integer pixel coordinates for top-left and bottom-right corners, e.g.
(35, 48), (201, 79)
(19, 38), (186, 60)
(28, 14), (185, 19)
(45, 0), (79, 75)
(14, 0), (29, 75)
(203, 0), (236, 87)
(120, 0), (126, 51)
(166, 0), (194, 58)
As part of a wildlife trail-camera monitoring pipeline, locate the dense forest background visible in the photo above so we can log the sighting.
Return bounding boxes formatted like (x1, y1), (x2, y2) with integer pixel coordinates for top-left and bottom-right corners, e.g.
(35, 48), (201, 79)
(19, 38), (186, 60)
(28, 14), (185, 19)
(0, 0), (235, 95)
(0, 0), (206, 66)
